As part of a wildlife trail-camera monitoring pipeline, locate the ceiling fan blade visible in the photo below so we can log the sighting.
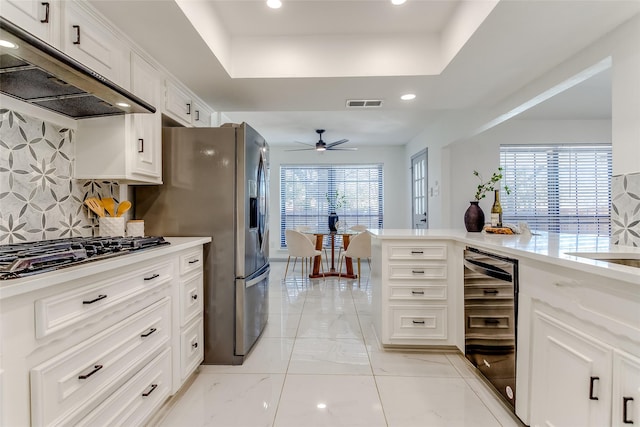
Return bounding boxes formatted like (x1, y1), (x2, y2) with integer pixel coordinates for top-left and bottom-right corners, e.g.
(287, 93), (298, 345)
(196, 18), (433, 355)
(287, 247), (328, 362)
(327, 147), (358, 151)
(325, 139), (349, 148)
(285, 147), (315, 151)
(293, 141), (314, 146)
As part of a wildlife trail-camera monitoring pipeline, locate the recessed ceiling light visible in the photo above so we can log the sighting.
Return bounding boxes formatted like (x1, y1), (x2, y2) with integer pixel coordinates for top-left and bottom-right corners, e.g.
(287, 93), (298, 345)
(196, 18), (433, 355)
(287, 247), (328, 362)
(391, 0), (407, 5)
(0, 39), (18, 49)
(115, 102), (131, 108)
(267, 0), (282, 9)
(401, 93), (416, 101)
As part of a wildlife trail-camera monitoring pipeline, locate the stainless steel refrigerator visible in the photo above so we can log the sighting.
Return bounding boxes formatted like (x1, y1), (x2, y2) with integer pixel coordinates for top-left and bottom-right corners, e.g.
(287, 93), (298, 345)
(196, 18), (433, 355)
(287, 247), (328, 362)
(135, 123), (269, 365)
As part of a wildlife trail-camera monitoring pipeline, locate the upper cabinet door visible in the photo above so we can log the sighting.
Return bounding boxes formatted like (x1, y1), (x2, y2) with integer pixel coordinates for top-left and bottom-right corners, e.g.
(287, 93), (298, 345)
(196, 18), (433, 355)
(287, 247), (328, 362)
(129, 52), (161, 180)
(164, 79), (192, 126)
(60, 1), (130, 88)
(2, 0), (59, 47)
(191, 99), (212, 128)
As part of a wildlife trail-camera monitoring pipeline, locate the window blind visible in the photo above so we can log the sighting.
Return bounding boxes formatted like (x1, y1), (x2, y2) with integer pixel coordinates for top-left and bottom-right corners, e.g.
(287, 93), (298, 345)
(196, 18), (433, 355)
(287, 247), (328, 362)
(500, 144), (612, 235)
(280, 164), (383, 248)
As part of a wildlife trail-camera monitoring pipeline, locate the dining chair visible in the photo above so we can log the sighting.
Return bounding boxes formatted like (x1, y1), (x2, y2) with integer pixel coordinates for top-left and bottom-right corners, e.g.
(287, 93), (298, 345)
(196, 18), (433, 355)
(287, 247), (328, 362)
(338, 231), (371, 285)
(295, 226), (328, 270)
(285, 229), (324, 279)
(336, 224), (368, 260)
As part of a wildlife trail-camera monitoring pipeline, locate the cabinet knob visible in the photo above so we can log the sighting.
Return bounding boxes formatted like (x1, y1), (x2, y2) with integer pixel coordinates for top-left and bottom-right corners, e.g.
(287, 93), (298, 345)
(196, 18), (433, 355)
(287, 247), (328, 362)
(623, 397), (634, 424)
(40, 2), (50, 23)
(191, 294), (198, 301)
(142, 384), (158, 397)
(73, 25), (81, 45)
(589, 376), (600, 400)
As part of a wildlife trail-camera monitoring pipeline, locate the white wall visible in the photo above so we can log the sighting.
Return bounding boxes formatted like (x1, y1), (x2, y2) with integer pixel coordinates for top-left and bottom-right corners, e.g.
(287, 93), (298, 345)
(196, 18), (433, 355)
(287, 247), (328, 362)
(447, 119), (612, 227)
(268, 145), (409, 257)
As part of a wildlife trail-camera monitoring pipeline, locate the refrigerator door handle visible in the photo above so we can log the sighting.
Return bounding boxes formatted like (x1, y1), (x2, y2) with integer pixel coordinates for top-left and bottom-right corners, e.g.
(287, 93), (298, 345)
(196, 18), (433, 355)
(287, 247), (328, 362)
(245, 265), (270, 288)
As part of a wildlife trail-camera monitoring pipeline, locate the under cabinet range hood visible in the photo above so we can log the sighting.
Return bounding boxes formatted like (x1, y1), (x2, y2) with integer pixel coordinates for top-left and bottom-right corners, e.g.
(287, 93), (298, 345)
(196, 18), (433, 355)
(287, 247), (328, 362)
(0, 18), (155, 119)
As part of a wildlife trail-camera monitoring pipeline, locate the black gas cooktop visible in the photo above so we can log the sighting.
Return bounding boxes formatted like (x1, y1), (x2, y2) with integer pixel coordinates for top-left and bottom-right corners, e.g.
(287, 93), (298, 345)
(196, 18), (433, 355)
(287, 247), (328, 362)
(0, 236), (169, 280)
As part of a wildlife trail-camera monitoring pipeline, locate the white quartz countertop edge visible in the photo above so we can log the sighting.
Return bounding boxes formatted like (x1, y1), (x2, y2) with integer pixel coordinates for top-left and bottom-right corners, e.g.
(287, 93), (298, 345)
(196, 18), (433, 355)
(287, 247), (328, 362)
(0, 237), (211, 300)
(369, 229), (639, 285)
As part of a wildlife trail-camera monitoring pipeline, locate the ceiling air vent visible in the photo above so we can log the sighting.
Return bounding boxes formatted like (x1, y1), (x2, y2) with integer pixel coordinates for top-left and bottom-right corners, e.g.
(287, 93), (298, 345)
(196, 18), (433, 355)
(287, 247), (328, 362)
(346, 99), (383, 108)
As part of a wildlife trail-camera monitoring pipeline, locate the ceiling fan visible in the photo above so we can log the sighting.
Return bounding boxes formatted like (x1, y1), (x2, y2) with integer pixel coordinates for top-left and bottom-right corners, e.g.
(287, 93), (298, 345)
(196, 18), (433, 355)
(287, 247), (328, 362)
(287, 129), (357, 152)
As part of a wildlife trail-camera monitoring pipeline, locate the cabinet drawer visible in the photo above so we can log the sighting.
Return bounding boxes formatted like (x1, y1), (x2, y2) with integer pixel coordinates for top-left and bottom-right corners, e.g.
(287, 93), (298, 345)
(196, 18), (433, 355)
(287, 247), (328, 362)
(180, 272), (203, 327)
(180, 317), (203, 381)
(388, 306), (447, 340)
(179, 248), (203, 276)
(31, 298), (171, 427)
(388, 264), (447, 280)
(464, 282), (514, 300)
(76, 348), (171, 427)
(35, 262), (172, 338)
(388, 284), (447, 301)
(388, 244), (447, 261)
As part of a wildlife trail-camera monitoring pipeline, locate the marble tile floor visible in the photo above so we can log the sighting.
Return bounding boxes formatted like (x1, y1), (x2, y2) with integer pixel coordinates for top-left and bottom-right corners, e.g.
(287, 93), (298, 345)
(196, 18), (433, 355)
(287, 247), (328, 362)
(156, 261), (523, 427)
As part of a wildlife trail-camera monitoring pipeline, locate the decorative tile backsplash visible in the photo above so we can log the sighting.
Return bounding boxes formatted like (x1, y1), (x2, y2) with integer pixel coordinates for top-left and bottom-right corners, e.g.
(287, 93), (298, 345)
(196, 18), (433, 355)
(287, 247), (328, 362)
(611, 172), (640, 247)
(0, 109), (119, 244)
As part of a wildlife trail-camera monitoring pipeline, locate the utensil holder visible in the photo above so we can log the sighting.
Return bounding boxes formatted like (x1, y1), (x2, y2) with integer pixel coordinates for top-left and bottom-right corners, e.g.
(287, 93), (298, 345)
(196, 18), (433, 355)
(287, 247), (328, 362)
(99, 217), (125, 237)
(126, 220), (145, 237)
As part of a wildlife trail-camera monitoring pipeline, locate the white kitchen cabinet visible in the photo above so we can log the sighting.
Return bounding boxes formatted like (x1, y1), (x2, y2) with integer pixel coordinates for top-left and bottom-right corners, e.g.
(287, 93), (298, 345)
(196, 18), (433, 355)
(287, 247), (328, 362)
(164, 78), (215, 128)
(164, 79), (193, 126)
(518, 259), (640, 426)
(173, 247), (204, 388)
(371, 238), (456, 346)
(191, 99), (214, 127)
(0, 240), (208, 426)
(529, 310), (612, 427)
(1, 0), (59, 46)
(60, 0), (130, 88)
(74, 51), (162, 183)
(31, 298), (171, 426)
(613, 351), (640, 427)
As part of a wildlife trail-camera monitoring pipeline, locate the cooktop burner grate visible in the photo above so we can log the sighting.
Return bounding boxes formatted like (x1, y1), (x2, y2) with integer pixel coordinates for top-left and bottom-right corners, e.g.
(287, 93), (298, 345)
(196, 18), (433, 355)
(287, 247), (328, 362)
(0, 236), (169, 280)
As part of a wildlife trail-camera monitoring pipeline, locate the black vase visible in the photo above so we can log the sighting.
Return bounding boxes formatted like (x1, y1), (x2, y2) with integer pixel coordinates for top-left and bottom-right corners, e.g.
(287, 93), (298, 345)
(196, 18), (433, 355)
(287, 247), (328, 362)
(464, 201), (485, 232)
(328, 212), (339, 231)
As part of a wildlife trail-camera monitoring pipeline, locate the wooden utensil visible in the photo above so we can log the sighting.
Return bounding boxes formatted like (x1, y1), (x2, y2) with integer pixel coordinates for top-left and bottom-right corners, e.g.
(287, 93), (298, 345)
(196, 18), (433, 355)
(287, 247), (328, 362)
(116, 200), (132, 217)
(101, 197), (116, 217)
(85, 198), (105, 217)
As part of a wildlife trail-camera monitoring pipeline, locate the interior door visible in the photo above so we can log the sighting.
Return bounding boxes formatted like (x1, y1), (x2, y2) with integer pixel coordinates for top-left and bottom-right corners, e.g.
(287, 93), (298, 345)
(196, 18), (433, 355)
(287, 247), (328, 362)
(411, 149), (428, 229)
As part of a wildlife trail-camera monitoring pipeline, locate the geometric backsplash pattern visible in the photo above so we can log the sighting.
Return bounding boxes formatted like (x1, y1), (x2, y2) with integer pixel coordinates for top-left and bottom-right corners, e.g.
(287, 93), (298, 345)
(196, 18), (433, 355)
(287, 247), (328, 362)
(611, 172), (640, 247)
(0, 109), (119, 244)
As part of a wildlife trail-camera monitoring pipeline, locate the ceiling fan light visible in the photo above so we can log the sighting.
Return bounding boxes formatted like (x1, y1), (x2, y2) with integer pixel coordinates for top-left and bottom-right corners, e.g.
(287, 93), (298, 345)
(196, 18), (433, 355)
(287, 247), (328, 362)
(267, 0), (282, 9)
(391, 0), (407, 5)
(401, 93), (416, 101)
(316, 146), (326, 152)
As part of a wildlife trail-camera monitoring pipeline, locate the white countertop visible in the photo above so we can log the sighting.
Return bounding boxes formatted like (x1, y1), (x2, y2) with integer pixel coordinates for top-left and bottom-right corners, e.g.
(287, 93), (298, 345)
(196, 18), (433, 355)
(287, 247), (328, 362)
(0, 237), (211, 300)
(369, 229), (640, 285)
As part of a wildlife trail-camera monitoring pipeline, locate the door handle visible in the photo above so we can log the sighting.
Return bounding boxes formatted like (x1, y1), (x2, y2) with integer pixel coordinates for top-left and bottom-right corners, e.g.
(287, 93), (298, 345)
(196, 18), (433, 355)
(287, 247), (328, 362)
(623, 397), (634, 424)
(72, 25), (81, 44)
(589, 376), (600, 400)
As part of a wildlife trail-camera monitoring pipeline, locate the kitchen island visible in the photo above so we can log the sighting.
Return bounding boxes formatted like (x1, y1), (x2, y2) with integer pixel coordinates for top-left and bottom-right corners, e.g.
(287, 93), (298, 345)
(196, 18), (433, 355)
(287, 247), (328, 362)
(369, 229), (639, 426)
(0, 236), (210, 427)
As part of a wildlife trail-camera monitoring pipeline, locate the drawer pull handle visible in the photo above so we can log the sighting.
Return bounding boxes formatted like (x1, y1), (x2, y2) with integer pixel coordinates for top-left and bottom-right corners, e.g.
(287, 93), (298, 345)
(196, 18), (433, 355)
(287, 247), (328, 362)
(484, 318), (501, 325)
(411, 251), (424, 254)
(72, 25), (81, 44)
(483, 289), (499, 295)
(411, 290), (425, 295)
(78, 364), (103, 380)
(142, 384), (158, 397)
(188, 259), (199, 264)
(589, 376), (600, 400)
(191, 294), (198, 301)
(192, 342), (198, 349)
(144, 273), (160, 281)
(140, 327), (157, 338)
(40, 2), (50, 23)
(412, 320), (425, 325)
(83, 294), (107, 304)
(623, 397), (634, 424)
(412, 270), (425, 274)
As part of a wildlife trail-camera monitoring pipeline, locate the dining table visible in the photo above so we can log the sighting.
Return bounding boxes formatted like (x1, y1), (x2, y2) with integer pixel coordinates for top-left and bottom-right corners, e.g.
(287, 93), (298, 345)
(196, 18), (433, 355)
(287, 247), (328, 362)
(302, 229), (359, 279)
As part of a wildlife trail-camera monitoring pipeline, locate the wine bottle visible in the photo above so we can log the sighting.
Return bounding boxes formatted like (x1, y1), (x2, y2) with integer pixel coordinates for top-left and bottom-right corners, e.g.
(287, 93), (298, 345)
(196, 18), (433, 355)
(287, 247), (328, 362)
(491, 189), (502, 227)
